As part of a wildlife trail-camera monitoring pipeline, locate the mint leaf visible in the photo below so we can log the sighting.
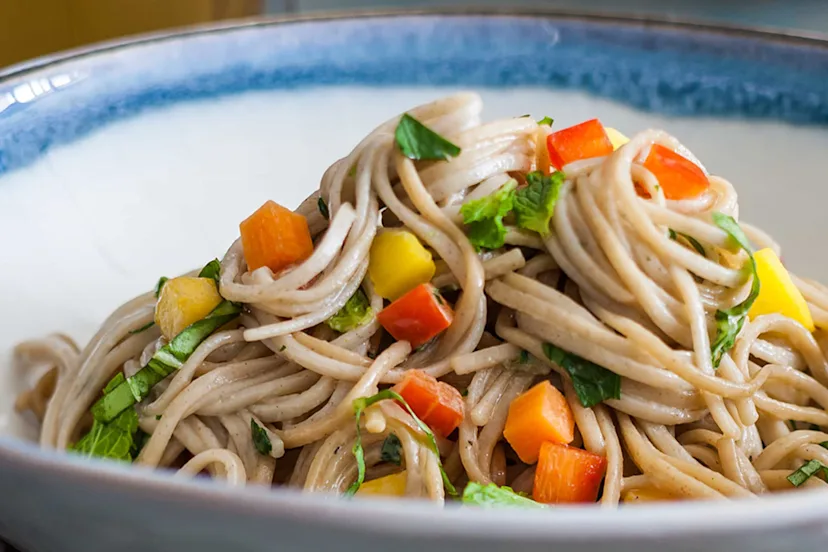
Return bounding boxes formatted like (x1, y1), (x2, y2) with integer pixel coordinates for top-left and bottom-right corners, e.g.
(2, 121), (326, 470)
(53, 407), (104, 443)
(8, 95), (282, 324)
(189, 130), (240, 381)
(251, 419), (272, 456)
(710, 213), (760, 368)
(318, 197), (330, 220)
(395, 114), (461, 161)
(543, 343), (620, 407)
(198, 259), (222, 283)
(380, 433), (402, 465)
(788, 459), (828, 487)
(460, 180), (517, 250)
(537, 116), (554, 126)
(513, 171), (564, 235)
(462, 482), (545, 508)
(326, 289), (372, 333)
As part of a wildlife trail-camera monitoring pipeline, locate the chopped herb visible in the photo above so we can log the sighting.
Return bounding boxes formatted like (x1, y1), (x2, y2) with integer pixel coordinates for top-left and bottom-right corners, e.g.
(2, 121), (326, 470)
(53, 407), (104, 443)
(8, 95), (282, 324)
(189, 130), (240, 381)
(654, 184), (661, 191)
(461, 388), (469, 397)
(318, 197), (330, 220)
(669, 229), (706, 257)
(513, 171), (564, 236)
(810, 423), (822, 431)
(279, 345), (287, 352)
(543, 343), (621, 407)
(326, 289), (373, 333)
(348, 165), (357, 178)
(710, 213), (760, 368)
(129, 321), (155, 335)
(537, 116), (554, 126)
(380, 434), (403, 465)
(345, 389), (456, 497)
(462, 482), (545, 508)
(460, 180), (517, 250)
(154, 276), (169, 298)
(821, 441), (828, 450)
(519, 350), (530, 364)
(72, 373), (139, 462)
(787, 459), (828, 487)
(394, 113), (461, 161)
(251, 419), (272, 456)
(367, 351), (376, 360)
(155, 414), (162, 420)
(517, 114), (531, 118)
(198, 259), (222, 283)
(133, 429), (150, 457)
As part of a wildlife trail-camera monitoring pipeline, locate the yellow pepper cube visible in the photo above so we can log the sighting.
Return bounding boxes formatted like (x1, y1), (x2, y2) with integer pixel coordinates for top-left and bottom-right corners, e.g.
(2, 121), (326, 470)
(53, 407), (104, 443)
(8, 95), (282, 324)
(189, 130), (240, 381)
(155, 277), (223, 340)
(606, 127), (630, 150)
(368, 229), (436, 300)
(356, 471), (407, 497)
(748, 248), (814, 331)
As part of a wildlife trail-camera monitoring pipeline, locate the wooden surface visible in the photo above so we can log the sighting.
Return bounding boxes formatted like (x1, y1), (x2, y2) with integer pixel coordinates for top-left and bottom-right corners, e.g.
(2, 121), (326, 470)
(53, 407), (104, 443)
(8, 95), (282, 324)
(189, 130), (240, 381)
(0, 0), (262, 69)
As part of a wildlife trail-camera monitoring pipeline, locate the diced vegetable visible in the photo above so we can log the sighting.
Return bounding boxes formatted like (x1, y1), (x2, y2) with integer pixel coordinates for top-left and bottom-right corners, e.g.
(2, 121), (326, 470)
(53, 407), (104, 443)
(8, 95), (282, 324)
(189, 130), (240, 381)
(546, 119), (613, 170)
(788, 459), (828, 487)
(513, 171), (564, 236)
(641, 144), (708, 200)
(377, 284), (454, 348)
(326, 289), (373, 332)
(154, 276), (223, 340)
(393, 369), (464, 438)
(542, 343), (621, 407)
(621, 488), (673, 503)
(748, 248), (814, 331)
(605, 127), (629, 150)
(462, 482), (546, 508)
(368, 230), (436, 300)
(72, 373), (139, 461)
(198, 259), (222, 282)
(460, 180), (517, 251)
(356, 471), (408, 497)
(503, 381), (574, 464)
(395, 113), (461, 161)
(537, 116), (554, 126)
(533, 442), (607, 504)
(239, 200), (314, 273)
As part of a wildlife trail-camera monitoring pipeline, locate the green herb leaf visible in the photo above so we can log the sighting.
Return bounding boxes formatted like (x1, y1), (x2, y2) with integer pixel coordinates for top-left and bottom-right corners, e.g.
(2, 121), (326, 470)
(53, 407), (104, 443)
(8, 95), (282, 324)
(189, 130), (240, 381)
(787, 459), (828, 487)
(345, 389), (456, 497)
(154, 276), (169, 298)
(326, 289), (373, 333)
(318, 197), (330, 220)
(92, 300), (242, 423)
(543, 343), (621, 407)
(394, 113), (461, 161)
(462, 482), (545, 508)
(460, 180), (517, 250)
(821, 441), (828, 450)
(129, 321), (155, 335)
(513, 171), (564, 236)
(537, 116), (554, 126)
(72, 373), (139, 462)
(380, 434), (403, 465)
(198, 259), (222, 283)
(519, 350), (530, 364)
(710, 213), (760, 368)
(251, 419), (272, 456)
(669, 229), (706, 257)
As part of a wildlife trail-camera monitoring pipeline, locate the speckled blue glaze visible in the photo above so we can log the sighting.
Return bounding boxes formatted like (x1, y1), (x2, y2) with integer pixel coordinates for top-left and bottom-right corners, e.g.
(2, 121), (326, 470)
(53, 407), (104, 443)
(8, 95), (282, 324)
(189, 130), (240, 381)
(2, 14), (828, 176)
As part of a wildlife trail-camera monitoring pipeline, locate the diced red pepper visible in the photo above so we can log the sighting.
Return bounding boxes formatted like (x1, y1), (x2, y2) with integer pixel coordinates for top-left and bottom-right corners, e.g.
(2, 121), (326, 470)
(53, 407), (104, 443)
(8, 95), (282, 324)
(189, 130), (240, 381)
(533, 442), (607, 504)
(377, 284), (453, 348)
(546, 119), (613, 169)
(640, 144), (709, 200)
(393, 370), (464, 437)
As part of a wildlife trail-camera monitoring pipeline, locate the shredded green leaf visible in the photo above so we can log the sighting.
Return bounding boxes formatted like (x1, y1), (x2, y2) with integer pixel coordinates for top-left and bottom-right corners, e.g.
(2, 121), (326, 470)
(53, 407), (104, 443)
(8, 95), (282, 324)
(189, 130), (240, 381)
(198, 259), (222, 283)
(460, 180), (517, 250)
(787, 459), (828, 487)
(669, 229), (706, 257)
(154, 276), (169, 298)
(394, 113), (461, 161)
(72, 373), (139, 462)
(462, 482), (545, 508)
(543, 343), (621, 407)
(326, 289), (373, 333)
(519, 350), (530, 364)
(345, 389), (456, 497)
(513, 171), (564, 236)
(710, 213), (760, 368)
(380, 434), (403, 465)
(129, 321), (155, 335)
(318, 197), (330, 220)
(251, 419), (272, 456)
(537, 116), (554, 126)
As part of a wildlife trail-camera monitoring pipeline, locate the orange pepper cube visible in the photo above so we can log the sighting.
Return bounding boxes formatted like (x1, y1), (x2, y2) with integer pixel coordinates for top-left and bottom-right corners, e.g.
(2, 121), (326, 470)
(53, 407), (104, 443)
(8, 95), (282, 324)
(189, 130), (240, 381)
(377, 284), (453, 348)
(546, 119), (613, 170)
(394, 370), (464, 438)
(504, 381), (574, 464)
(641, 144), (709, 200)
(239, 200), (314, 273)
(533, 442), (607, 504)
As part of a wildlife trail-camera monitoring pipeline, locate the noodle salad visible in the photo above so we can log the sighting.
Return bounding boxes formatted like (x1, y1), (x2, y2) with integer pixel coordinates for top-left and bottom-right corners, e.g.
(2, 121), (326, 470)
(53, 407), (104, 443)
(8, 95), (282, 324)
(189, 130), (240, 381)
(15, 92), (828, 506)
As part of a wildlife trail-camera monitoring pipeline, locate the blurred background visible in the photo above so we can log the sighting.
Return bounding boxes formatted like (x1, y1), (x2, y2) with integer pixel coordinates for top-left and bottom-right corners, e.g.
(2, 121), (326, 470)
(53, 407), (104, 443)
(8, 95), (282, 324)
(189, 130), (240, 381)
(4, 0), (828, 69)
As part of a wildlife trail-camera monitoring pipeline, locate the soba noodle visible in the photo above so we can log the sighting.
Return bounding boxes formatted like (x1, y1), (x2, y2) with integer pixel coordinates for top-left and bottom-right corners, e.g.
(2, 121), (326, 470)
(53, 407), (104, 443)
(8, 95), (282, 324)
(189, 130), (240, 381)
(14, 92), (828, 506)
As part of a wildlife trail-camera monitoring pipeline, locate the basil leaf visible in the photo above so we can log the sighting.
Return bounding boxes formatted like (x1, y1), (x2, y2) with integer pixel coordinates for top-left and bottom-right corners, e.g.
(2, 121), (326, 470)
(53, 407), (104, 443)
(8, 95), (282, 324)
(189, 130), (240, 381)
(669, 229), (706, 257)
(326, 289), (373, 333)
(395, 113), (461, 161)
(318, 197), (330, 220)
(710, 213), (760, 368)
(462, 482), (545, 508)
(72, 373), (139, 462)
(513, 171), (564, 236)
(787, 459), (828, 487)
(380, 433), (402, 465)
(460, 180), (517, 250)
(251, 419), (272, 456)
(537, 116), (554, 126)
(129, 321), (155, 335)
(92, 300), (242, 423)
(345, 389), (456, 497)
(198, 259), (222, 283)
(154, 276), (169, 298)
(543, 343), (620, 407)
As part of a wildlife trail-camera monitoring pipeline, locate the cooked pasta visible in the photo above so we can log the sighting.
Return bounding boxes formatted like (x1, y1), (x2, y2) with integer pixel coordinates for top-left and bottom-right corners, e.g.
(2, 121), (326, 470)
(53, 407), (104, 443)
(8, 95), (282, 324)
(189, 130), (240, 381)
(15, 92), (828, 506)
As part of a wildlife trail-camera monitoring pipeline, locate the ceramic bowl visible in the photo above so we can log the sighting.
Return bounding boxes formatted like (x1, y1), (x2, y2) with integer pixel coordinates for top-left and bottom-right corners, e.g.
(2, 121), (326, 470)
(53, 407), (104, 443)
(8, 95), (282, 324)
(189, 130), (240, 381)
(3, 10), (828, 552)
